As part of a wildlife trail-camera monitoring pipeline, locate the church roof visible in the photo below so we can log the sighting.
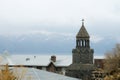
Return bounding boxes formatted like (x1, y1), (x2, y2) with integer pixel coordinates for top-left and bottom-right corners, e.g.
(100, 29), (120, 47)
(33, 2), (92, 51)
(76, 20), (89, 38)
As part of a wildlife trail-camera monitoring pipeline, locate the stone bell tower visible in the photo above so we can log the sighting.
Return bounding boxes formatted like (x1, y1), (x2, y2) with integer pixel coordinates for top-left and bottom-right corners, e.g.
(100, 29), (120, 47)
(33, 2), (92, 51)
(73, 19), (94, 64)
(66, 19), (94, 80)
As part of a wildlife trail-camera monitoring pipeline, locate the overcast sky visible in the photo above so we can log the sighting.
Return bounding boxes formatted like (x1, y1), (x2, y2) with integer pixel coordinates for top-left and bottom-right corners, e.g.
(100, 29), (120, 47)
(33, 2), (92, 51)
(0, 0), (120, 55)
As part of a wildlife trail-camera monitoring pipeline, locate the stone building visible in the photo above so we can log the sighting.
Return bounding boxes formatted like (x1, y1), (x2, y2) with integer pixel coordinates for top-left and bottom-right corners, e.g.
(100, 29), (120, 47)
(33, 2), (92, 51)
(2, 54), (71, 75)
(94, 59), (104, 69)
(66, 20), (94, 80)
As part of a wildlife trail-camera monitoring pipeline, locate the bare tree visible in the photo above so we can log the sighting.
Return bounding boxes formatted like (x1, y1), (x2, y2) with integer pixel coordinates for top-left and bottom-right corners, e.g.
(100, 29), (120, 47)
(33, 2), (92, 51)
(104, 44), (120, 80)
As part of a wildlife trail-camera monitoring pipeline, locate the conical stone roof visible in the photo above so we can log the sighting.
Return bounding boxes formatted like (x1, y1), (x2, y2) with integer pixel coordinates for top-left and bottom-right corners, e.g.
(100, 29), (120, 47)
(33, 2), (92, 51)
(76, 24), (89, 38)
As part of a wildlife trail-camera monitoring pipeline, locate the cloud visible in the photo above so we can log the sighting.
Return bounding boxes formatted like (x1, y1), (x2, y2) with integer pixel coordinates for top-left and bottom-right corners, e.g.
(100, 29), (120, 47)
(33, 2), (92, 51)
(0, 0), (120, 38)
(0, 0), (120, 26)
(29, 30), (73, 36)
(29, 30), (74, 40)
(90, 35), (104, 43)
(8, 30), (74, 42)
(30, 30), (53, 36)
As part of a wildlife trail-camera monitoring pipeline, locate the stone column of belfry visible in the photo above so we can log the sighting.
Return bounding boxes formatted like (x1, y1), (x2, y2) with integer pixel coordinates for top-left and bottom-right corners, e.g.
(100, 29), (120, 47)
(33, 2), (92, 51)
(66, 19), (94, 80)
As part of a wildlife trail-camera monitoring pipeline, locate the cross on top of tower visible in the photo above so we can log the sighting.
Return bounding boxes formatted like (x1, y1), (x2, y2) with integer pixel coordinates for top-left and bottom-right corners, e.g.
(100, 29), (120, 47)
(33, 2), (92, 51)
(82, 19), (84, 26)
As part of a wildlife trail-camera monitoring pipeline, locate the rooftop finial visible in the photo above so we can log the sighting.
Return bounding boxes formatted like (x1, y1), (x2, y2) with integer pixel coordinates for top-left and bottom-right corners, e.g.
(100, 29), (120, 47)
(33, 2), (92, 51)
(82, 19), (84, 26)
